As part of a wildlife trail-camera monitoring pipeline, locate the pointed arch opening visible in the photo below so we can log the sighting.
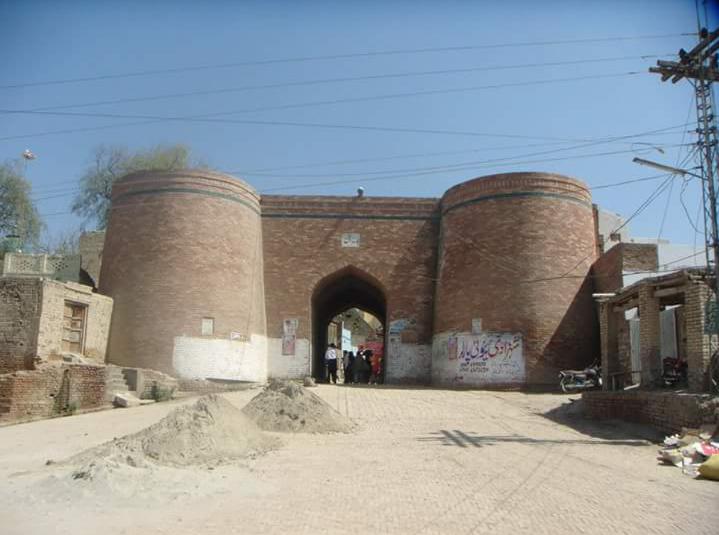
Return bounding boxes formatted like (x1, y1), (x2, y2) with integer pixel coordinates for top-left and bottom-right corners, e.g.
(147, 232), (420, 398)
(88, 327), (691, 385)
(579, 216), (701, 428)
(311, 267), (387, 382)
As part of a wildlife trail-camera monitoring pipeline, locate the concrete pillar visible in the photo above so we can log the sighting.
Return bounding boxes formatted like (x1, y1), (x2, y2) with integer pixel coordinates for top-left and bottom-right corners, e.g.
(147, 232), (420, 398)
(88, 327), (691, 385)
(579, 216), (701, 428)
(598, 301), (619, 390)
(684, 282), (713, 392)
(639, 286), (661, 386)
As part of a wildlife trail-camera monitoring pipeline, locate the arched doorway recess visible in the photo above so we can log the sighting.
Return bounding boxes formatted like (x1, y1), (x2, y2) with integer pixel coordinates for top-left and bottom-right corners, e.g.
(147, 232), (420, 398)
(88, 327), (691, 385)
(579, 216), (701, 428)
(311, 267), (387, 380)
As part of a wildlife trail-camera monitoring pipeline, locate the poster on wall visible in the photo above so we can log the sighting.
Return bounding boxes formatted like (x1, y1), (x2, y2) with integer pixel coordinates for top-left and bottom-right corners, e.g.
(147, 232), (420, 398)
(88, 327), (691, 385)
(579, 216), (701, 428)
(283, 318), (298, 336)
(282, 334), (296, 356)
(447, 336), (457, 360)
(455, 333), (524, 382)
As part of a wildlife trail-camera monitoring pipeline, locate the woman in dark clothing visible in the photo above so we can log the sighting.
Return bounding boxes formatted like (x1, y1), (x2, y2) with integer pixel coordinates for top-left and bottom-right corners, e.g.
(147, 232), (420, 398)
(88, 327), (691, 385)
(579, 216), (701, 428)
(344, 351), (355, 384)
(363, 350), (373, 383)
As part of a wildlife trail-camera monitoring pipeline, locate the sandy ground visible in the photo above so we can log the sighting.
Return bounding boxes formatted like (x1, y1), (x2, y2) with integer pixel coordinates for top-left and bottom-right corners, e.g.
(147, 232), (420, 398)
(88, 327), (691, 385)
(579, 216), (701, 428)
(1, 386), (717, 535)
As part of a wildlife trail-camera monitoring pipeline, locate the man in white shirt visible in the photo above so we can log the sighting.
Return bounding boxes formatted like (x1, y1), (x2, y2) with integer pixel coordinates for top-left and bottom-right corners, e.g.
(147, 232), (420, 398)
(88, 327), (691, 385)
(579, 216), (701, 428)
(325, 343), (339, 384)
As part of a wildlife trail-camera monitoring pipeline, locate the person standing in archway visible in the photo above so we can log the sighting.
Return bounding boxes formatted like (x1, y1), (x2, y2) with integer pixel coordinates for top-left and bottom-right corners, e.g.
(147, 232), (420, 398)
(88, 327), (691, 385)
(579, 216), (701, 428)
(325, 343), (339, 384)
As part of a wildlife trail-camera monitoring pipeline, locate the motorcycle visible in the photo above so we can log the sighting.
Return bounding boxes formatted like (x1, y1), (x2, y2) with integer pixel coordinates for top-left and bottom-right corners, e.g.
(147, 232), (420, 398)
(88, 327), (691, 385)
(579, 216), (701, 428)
(559, 362), (602, 393)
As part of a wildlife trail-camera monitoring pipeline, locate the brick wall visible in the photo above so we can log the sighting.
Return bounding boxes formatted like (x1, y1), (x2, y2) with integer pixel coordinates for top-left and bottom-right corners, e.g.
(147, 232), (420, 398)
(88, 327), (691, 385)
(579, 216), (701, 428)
(100, 170), (266, 377)
(261, 194), (439, 383)
(621, 243), (658, 272)
(591, 243), (658, 293)
(79, 230), (106, 287)
(129, 367), (179, 399)
(0, 363), (107, 423)
(96, 169), (606, 387)
(0, 278), (42, 373)
(176, 378), (256, 394)
(583, 390), (718, 435)
(434, 172), (598, 386)
(591, 245), (624, 293)
(684, 281), (714, 391)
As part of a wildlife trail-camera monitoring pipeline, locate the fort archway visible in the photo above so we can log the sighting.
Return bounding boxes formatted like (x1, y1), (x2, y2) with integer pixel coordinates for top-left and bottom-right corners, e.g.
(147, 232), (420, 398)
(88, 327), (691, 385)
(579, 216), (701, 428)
(311, 266), (387, 380)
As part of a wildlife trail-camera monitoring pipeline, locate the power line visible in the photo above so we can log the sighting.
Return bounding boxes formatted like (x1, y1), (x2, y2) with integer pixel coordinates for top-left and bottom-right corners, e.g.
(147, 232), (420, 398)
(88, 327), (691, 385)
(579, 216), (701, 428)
(0, 71), (643, 136)
(591, 174), (670, 190)
(26, 144), (686, 199)
(0, 91), (690, 146)
(0, 33), (693, 90)
(25, 122), (692, 199)
(30, 55), (670, 113)
(22, 122), (691, 196)
(611, 175), (676, 234)
(258, 148), (683, 193)
(235, 124), (687, 179)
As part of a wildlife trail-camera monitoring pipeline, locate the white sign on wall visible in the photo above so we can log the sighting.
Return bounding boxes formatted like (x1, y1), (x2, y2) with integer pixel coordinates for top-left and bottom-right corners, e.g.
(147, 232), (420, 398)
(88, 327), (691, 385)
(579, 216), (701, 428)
(341, 233), (360, 248)
(455, 332), (524, 383)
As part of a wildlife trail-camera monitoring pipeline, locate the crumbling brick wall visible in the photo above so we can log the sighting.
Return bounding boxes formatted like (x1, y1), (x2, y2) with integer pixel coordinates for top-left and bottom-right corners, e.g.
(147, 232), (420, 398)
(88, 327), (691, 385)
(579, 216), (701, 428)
(36, 280), (113, 363)
(0, 363), (107, 423)
(0, 278), (42, 373)
(133, 368), (179, 399)
(582, 390), (717, 435)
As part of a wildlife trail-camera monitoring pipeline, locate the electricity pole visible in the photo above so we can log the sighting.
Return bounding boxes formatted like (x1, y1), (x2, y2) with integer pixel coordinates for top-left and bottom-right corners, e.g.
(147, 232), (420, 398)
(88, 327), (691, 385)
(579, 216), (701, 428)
(649, 28), (719, 296)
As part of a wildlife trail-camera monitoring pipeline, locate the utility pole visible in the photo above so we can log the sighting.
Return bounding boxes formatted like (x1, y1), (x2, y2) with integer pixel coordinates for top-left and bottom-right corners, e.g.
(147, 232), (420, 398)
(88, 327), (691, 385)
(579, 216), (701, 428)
(649, 28), (719, 299)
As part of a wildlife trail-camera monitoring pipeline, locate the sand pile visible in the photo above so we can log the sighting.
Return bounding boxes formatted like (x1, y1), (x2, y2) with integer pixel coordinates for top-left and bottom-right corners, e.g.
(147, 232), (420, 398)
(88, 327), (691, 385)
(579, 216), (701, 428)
(242, 380), (352, 433)
(70, 394), (279, 469)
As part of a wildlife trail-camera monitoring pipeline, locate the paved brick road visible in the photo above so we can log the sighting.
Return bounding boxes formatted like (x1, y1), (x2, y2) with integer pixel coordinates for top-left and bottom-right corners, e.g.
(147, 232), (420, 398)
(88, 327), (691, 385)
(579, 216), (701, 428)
(0, 386), (716, 534)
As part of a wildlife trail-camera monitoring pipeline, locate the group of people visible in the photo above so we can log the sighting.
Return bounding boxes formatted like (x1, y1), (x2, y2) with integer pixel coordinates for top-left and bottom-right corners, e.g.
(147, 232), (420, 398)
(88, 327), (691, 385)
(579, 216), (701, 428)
(324, 343), (382, 384)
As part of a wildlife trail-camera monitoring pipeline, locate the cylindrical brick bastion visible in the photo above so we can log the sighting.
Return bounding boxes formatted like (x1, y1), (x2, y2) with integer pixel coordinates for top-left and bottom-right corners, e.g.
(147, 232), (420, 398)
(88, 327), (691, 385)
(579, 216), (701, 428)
(432, 172), (598, 387)
(100, 169), (267, 381)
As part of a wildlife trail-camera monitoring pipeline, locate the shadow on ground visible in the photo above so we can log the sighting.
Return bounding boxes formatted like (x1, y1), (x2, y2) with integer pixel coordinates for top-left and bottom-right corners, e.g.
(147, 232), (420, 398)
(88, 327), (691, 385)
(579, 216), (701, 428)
(540, 397), (664, 443)
(417, 428), (650, 448)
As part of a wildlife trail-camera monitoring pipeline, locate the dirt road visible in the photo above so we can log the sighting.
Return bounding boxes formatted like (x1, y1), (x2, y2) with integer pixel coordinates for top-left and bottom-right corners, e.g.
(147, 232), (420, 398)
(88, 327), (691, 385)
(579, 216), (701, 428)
(1, 386), (716, 534)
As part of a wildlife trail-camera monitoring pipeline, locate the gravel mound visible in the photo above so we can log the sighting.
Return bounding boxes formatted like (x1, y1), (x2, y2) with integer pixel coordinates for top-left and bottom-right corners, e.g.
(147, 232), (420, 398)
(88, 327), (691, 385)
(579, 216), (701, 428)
(242, 380), (352, 433)
(70, 394), (279, 469)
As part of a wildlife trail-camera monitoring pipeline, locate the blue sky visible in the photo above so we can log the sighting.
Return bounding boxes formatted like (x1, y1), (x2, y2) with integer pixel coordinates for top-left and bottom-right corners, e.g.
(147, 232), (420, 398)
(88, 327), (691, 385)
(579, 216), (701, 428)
(1, 0), (717, 247)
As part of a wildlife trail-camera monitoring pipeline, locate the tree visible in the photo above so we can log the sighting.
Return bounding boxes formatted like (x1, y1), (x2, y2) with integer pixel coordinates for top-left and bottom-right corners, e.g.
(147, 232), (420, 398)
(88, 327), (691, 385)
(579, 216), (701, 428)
(71, 144), (202, 228)
(38, 227), (80, 256)
(0, 161), (43, 249)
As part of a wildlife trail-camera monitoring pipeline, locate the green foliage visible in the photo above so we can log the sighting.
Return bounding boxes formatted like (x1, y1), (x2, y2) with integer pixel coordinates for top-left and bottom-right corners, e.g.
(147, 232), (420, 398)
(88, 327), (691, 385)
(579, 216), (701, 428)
(151, 383), (175, 402)
(0, 161), (43, 249)
(71, 144), (202, 229)
(38, 228), (81, 255)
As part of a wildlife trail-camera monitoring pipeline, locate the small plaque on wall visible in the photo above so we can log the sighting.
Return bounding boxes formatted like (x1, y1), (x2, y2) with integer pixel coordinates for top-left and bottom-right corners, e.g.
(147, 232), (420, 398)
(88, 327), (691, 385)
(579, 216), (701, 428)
(471, 318), (482, 334)
(341, 233), (360, 248)
(230, 331), (248, 342)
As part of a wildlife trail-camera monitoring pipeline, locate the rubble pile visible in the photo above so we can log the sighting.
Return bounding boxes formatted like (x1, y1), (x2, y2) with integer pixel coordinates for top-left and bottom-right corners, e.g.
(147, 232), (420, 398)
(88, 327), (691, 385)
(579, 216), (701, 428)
(242, 380), (352, 433)
(657, 424), (719, 480)
(70, 394), (279, 469)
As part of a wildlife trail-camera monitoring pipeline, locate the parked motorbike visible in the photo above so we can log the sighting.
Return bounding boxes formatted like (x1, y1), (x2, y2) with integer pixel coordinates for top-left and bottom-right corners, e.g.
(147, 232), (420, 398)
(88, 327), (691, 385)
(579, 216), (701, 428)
(559, 362), (602, 393)
(660, 356), (687, 387)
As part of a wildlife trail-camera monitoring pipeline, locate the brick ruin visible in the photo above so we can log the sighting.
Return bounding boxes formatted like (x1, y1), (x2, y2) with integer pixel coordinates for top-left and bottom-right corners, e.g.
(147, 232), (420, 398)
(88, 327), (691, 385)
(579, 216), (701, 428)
(0, 277), (179, 423)
(98, 169), (599, 388)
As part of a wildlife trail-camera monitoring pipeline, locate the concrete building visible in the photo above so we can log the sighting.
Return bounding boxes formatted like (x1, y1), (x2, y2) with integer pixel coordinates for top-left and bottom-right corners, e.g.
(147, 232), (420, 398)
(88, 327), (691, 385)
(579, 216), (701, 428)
(97, 169), (601, 388)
